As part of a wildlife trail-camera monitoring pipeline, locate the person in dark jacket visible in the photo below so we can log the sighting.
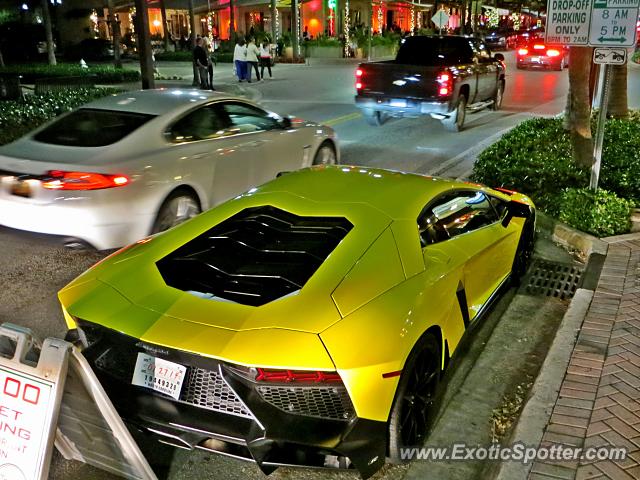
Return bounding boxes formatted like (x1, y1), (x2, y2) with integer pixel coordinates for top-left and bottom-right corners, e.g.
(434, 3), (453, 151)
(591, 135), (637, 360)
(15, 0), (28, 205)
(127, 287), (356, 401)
(193, 37), (209, 89)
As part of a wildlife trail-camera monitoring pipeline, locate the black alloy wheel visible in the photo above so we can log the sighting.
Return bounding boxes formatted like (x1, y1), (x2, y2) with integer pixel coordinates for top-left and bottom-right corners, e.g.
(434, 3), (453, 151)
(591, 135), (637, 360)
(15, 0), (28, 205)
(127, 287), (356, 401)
(388, 333), (441, 462)
(511, 211), (536, 286)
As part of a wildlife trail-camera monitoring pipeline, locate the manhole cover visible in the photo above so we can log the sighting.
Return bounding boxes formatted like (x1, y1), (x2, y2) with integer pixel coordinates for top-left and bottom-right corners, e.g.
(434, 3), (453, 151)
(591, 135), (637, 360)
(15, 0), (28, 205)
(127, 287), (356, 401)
(521, 259), (583, 300)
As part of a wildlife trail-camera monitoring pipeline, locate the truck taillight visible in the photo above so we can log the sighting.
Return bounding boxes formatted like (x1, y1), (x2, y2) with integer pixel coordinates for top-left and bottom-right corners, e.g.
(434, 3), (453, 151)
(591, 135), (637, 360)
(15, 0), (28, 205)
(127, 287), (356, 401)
(355, 68), (363, 91)
(437, 72), (452, 96)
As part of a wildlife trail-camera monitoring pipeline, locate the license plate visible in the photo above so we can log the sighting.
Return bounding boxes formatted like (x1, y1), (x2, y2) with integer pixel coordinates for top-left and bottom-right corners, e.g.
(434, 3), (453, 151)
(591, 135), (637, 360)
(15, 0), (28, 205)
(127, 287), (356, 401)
(389, 99), (407, 108)
(11, 180), (31, 198)
(530, 56), (541, 63)
(131, 353), (186, 400)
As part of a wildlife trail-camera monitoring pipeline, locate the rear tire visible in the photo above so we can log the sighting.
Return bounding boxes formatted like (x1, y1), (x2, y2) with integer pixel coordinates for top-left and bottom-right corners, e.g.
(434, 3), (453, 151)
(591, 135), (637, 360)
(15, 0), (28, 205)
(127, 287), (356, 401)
(312, 141), (337, 165)
(388, 333), (441, 462)
(363, 109), (386, 126)
(511, 211), (535, 286)
(151, 190), (201, 234)
(442, 95), (467, 132)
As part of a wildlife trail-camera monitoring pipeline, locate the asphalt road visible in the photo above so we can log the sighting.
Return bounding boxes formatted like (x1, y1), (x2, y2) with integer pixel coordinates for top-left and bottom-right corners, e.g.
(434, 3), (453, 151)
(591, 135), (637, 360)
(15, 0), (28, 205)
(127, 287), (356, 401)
(1, 51), (639, 480)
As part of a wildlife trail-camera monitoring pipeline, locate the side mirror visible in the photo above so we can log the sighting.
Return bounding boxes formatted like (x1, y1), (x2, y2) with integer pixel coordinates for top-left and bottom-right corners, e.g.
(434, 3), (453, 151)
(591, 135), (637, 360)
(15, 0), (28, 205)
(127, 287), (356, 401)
(502, 200), (531, 227)
(279, 117), (292, 129)
(494, 53), (505, 62)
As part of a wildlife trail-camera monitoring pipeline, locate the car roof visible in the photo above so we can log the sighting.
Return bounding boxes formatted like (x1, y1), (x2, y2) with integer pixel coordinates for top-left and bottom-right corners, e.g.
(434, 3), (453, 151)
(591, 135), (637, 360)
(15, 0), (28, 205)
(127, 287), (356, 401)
(80, 89), (241, 116)
(256, 166), (497, 221)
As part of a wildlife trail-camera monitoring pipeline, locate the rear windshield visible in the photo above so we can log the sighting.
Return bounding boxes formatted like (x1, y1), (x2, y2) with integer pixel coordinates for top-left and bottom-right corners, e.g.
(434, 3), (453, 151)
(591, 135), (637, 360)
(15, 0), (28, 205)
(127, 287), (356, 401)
(396, 36), (473, 65)
(33, 108), (155, 147)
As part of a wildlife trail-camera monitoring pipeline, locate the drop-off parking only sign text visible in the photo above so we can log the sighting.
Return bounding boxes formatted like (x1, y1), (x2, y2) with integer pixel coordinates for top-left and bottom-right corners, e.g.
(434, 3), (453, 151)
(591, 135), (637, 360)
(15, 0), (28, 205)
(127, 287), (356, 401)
(546, 0), (639, 46)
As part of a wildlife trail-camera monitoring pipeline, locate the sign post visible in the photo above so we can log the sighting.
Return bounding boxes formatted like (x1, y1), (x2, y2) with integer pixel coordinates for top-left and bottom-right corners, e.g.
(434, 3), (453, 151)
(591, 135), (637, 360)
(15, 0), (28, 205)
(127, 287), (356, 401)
(545, 0), (638, 190)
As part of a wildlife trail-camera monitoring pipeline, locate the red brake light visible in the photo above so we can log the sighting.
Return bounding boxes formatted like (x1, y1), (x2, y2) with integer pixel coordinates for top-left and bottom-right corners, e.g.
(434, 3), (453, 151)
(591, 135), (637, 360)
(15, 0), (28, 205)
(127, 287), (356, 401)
(42, 171), (130, 190)
(546, 49), (560, 57)
(355, 82), (362, 90)
(436, 71), (452, 97)
(355, 68), (363, 77)
(533, 44), (545, 50)
(518, 48), (528, 55)
(255, 368), (342, 383)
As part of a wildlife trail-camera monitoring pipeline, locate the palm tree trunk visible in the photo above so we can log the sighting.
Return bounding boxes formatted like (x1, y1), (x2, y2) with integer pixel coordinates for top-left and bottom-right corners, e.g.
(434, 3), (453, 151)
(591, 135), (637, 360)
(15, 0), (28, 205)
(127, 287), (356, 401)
(41, 0), (56, 65)
(159, 0), (171, 52)
(229, 0), (236, 40)
(271, 0), (277, 42)
(107, 0), (122, 68)
(566, 46), (593, 168)
(606, 63), (628, 119)
(188, 0), (199, 86)
(0, 49), (4, 68)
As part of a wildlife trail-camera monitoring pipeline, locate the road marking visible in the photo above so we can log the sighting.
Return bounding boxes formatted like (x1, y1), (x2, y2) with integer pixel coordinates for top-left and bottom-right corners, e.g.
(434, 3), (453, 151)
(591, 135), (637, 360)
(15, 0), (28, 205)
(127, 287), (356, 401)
(324, 112), (362, 126)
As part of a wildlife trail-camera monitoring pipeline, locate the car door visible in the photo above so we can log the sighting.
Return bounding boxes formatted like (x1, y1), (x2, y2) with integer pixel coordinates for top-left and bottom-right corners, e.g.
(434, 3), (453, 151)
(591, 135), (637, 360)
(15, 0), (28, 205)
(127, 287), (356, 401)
(420, 190), (514, 322)
(167, 103), (252, 209)
(217, 101), (308, 187)
(472, 39), (499, 102)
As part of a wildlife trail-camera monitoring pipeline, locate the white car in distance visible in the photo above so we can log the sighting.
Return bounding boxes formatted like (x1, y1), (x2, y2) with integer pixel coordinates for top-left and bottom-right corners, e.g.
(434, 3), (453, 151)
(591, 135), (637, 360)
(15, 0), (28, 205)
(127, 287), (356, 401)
(0, 89), (339, 249)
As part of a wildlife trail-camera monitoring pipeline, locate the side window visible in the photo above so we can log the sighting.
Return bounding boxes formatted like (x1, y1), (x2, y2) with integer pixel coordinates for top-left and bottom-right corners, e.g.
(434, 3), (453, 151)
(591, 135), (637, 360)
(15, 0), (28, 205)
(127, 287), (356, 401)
(472, 40), (492, 61)
(418, 191), (500, 246)
(168, 105), (229, 142)
(219, 102), (280, 134)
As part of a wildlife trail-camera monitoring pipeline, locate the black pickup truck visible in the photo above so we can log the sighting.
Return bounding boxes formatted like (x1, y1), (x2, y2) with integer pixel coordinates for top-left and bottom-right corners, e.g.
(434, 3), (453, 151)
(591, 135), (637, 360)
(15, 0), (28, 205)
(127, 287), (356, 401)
(355, 35), (506, 131)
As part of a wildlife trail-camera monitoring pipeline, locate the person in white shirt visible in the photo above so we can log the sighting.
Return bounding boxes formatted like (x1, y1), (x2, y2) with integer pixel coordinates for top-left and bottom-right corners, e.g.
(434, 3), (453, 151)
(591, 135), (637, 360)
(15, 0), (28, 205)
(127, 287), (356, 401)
(259, 41), (273, 79)
(233, 39), (247, 82)
(245, 38), (261, 82)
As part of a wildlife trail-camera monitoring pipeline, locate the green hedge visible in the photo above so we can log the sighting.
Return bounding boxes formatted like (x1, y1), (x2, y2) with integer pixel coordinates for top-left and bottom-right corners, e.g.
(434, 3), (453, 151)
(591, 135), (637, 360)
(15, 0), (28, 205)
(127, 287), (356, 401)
(559, 188), (632, 237)
(633, 50), (640, 64)
(0, 88), (119, 146)
(0, 64), (139, 83)
(472, 113), (640, 235)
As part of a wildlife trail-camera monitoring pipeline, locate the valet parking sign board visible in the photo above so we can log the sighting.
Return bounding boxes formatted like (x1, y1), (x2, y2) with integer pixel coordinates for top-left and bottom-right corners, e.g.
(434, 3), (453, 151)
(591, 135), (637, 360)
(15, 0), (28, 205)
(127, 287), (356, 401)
(546, 0), (639, 47)
(0, 367), (53, 480)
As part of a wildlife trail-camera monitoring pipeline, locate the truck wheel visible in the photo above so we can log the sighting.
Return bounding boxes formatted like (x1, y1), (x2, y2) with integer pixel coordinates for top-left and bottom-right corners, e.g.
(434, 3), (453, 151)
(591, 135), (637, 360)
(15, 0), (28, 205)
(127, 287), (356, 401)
(491, 80), (505, 111)
(363, 109), (386, 126)
(442, 96), (466, 132)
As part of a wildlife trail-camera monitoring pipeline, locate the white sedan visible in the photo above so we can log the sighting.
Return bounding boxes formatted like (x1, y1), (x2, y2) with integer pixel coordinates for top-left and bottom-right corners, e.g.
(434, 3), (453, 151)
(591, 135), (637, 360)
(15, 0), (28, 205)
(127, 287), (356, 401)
(0, 89), (339, 249)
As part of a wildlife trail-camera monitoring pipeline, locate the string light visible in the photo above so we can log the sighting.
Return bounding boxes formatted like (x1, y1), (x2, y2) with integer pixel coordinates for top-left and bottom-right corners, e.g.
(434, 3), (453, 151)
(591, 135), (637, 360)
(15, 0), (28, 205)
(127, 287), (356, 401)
(328, 0), (336, 35)
(297, 2), (301, 56)
(377, 3), (383, 33)
(417, 9), (422, 29)
(487, 8), (499, 28)
(343, 0), (350, 57)
(410, 5), (414, 33)
(275, 7), (280, 38)
(511, 12), (521, 31)
(129, 8), (135, 35)
(90, 9), (99, 36)
(207, 12), (214, 43)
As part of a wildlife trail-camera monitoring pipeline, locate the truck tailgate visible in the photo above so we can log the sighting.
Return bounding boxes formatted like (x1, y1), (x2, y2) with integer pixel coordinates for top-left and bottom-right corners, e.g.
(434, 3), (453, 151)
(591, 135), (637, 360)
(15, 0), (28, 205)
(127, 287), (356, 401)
(358, 63), (441, 99)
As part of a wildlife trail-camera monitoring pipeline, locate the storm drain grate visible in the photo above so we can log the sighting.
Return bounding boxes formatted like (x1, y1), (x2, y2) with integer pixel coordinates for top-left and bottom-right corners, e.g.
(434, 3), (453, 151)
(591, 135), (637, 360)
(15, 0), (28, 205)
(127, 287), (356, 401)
(521, 259), (584, 300)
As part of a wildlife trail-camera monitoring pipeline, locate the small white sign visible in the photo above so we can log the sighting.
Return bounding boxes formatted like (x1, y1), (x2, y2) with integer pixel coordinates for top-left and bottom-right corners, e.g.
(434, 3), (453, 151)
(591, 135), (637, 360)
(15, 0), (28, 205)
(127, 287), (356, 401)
(131, 353), (186, 400)
(0, 367), (53, 480)
(593, 47), (628, 64)
(432, 10), (450, 30)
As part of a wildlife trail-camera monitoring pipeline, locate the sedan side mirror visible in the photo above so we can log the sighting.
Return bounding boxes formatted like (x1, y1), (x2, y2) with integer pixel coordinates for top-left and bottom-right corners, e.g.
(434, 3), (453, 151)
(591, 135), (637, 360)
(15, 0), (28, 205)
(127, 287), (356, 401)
(494, 53), (505, 62)
(502, 200), (531, 227)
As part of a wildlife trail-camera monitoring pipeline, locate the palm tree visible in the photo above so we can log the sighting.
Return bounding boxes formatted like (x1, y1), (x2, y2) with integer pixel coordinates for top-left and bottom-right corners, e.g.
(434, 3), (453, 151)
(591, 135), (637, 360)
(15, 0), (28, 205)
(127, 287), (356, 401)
(159, 0), (171, 52)
(229, 0), (236, 40)
(41, 0), (56, 65)
(606, 64), (628, 119)
(188, 0), (199, 86)
(107, 0), (122, 68)
(564, 46), (593, 168)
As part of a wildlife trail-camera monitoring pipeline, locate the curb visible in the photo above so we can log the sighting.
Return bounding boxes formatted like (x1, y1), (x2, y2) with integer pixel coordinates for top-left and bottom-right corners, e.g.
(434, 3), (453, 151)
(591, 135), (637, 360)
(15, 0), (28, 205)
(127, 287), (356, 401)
(536, 212), (609, 262)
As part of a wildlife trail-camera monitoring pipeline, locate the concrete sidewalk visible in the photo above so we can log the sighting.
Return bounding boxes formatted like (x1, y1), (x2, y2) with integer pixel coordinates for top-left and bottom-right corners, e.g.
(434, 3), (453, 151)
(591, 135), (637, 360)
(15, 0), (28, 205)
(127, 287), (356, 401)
(528, 233), (640, 479)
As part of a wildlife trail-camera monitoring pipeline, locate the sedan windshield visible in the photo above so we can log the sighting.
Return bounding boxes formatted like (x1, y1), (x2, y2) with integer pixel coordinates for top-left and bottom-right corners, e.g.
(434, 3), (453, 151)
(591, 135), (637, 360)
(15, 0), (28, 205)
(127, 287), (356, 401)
(33, 108), (155, 147)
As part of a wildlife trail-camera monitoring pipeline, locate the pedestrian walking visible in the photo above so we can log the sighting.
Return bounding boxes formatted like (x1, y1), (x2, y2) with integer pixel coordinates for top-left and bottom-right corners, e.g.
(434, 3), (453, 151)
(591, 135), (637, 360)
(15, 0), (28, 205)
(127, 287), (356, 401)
(246, 38), (261, 82)
(259, 41), (273, 79)
(202, 37), (215, 90)
(193, 37), (209, 89)
(233, 38), (248, 82)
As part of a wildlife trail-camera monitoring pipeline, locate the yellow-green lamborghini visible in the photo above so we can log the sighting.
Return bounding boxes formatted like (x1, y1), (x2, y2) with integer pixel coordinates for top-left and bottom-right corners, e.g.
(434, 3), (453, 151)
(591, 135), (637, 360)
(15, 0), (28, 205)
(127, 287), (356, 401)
(59, 166), (535, 478)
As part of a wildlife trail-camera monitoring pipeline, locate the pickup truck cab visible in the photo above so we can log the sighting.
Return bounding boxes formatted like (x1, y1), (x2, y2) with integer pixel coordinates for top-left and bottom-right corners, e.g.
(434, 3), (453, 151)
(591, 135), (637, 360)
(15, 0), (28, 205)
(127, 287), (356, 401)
(355, 35), (506, 131)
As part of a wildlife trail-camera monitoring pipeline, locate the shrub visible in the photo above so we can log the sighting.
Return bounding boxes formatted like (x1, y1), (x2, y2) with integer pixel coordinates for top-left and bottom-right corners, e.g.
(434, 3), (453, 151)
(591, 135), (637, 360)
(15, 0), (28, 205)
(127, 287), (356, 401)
(472, 114), (640, 215)
(471, 117), (587, 215)
(154, 50), (192, 62)
(0, 63), (139, 83)
(633, 50), (640, 64)
(558, 188), (632, 237)
(0, 87), (119, 145)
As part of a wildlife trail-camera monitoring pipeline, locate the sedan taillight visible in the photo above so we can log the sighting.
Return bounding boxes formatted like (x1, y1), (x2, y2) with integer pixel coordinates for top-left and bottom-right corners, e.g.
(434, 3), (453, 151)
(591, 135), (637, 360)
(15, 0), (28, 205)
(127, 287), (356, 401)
(256, 368), (343, 383)
(42, 170), (130, 190)
(546, 49), (561, 57)
(518, 48), (529, 55)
